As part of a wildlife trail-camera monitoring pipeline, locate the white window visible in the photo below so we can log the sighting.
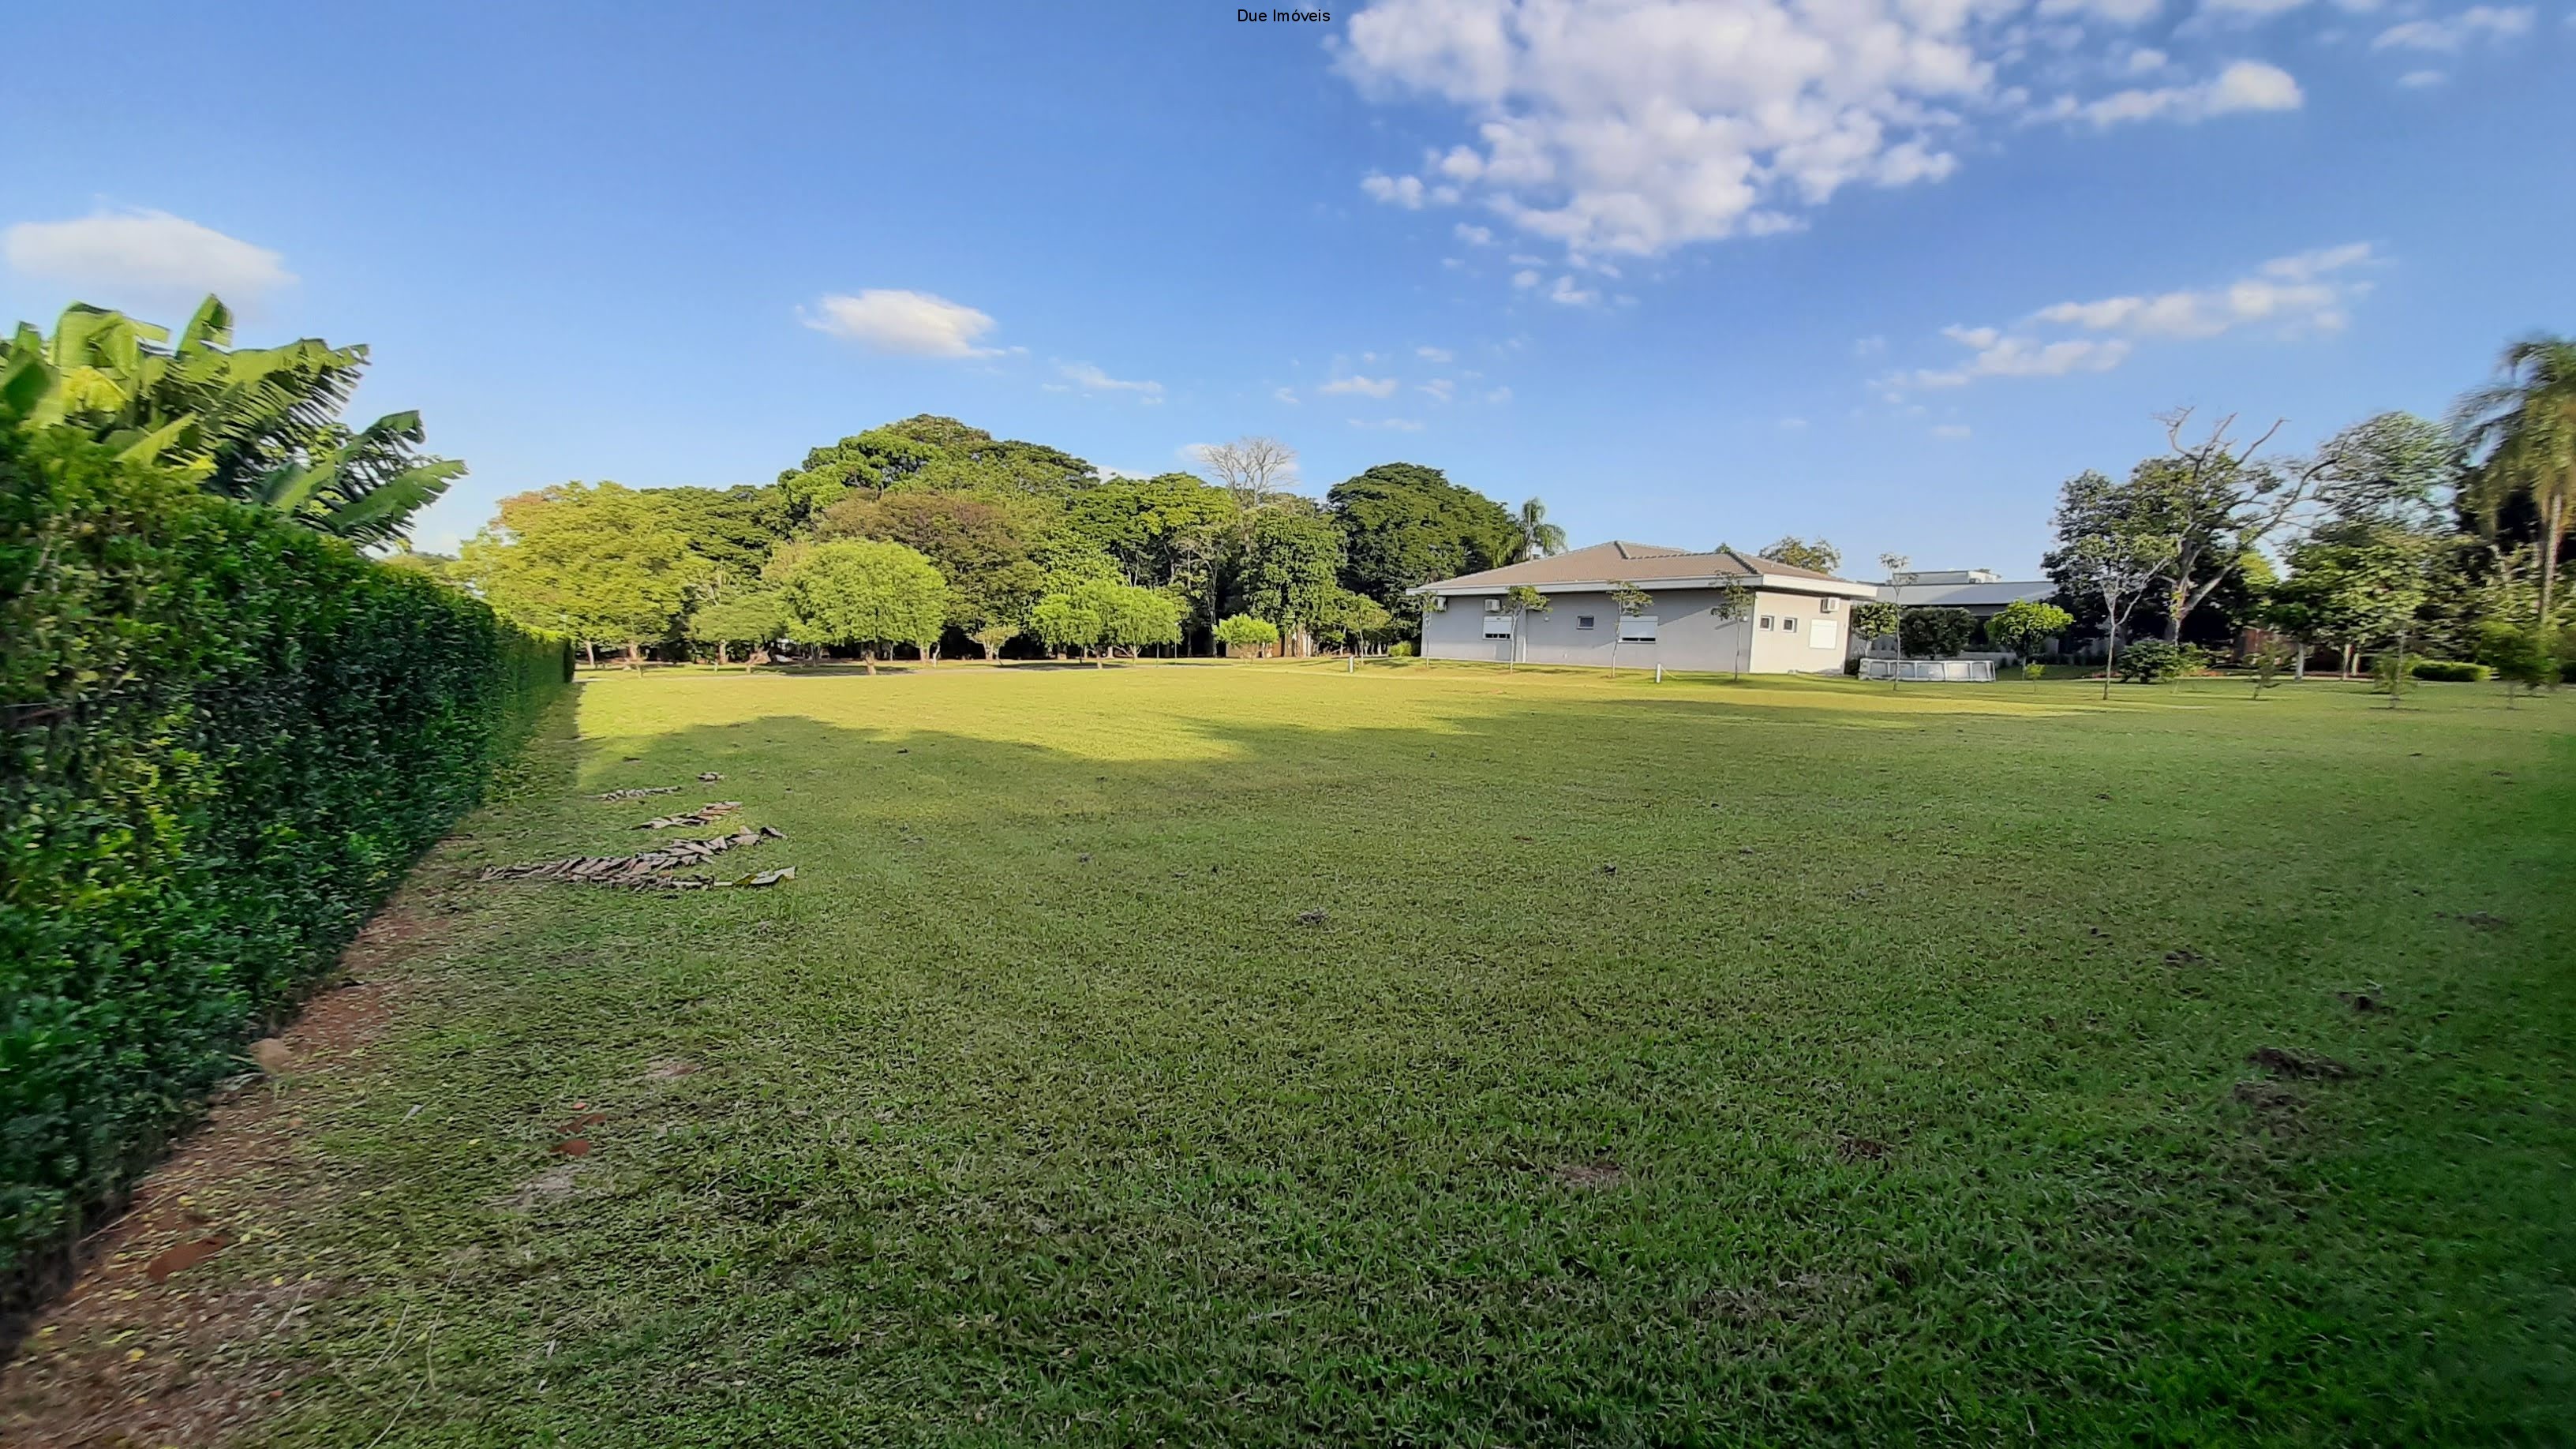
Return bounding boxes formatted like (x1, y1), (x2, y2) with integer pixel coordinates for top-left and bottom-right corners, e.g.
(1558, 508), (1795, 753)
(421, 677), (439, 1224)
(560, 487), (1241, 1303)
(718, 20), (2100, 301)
(1484, 597), (1502, 613)
(1819, 597), (1837, 615)
(1619, 615), (1659, 642)
(1810, 620), (1837, 649)
(1482, 616), (1513, 639)
(1575, 614), (1597, 630)
(1759, 616), (1774, 630)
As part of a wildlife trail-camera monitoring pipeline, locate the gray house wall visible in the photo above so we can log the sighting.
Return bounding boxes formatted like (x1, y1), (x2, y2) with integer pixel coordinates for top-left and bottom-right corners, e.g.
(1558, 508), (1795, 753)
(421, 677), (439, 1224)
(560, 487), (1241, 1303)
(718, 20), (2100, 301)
(1420, 587), (1848, 674)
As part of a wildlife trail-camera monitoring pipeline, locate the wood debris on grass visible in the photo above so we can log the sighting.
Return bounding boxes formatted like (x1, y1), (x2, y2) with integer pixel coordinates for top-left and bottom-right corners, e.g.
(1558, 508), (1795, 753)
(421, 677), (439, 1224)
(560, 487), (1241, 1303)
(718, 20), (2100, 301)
(478, 826), (785, 889)
(633, 802), (740, 829)
(698, 771), (724, 781)
(595, 785), (683, 803)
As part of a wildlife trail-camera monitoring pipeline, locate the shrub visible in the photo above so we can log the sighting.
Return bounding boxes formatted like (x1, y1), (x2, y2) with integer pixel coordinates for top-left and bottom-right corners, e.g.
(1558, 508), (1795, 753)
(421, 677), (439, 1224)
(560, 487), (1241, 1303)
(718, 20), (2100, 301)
(1843, 655), (1863, 677)
(1, 425), (568, 1298)
(1212, 614), (1280, 658)
(2114, 638), (2184, 683)
(1897, 606), (1976, 659)
(2175, 644), (2215, 676)
(2409, 659), (2488, 683)
(1388, 640), (1417, 657)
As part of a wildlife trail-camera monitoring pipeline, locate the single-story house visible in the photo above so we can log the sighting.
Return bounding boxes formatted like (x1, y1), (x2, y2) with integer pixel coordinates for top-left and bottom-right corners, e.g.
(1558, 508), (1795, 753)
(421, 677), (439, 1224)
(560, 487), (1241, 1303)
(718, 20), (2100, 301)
(1865, 568), (2064, 658)
(1411, 541), (1880, 674)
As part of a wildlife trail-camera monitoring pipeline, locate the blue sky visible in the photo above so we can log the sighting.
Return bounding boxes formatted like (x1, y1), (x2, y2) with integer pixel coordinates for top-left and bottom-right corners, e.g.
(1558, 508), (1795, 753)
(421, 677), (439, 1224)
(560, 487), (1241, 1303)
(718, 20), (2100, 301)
(6, 2), (2571, 575)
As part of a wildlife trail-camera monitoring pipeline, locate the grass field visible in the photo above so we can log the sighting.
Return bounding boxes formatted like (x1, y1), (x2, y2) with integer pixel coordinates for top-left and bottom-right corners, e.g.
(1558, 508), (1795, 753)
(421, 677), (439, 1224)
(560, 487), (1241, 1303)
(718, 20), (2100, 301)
(13, 662), (2572, 1445)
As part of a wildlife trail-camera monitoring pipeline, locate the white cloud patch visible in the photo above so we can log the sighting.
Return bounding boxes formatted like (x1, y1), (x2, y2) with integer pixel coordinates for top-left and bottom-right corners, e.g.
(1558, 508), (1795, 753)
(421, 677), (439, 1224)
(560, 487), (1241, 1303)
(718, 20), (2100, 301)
(1056, 361), (1164, 400)
(1931, 422), (1973, 439)
(1485, 385), (1514, 404)
(1544, 275), (1600, 306)
(1350, 416), (1428, 431)
(1275, 386), (1302, 403)
(2197, 0), (2314, 16)
(1453, 223), (1496, 245)
(1779, 416), (1810, 430)
(2040, 0), (2166, 22)
(2397, 68), (2448, 85)
(1336, 0), (2307, 260)
(2050, 59), (2303, 125)
(2372, 6), (2532, 49)
(1891, 242), (2374, 391)
(3, 208), (295, 303)
(1417, 344), (1455, 361)
(804, 289), (1002, 357)
(1320, 374), (1402, 398)
(1420, 377), (1457, 401)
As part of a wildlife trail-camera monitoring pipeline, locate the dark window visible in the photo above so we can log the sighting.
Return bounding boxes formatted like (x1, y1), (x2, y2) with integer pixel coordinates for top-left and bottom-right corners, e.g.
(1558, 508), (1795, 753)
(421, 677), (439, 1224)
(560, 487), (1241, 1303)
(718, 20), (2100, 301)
(1576, 614), (1597, 629)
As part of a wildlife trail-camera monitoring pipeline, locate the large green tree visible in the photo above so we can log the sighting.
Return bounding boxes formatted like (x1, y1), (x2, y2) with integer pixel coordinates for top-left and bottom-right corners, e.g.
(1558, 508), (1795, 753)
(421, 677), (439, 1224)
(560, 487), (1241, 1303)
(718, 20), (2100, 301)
(1327, 463), (1518, 626)
(462, 481), (703, 666)
(777, 415), (1099, 517)
(817, 489), (1044, 642)
(1237, 504), (1346, 655)
(774, 538), (949, 672)
(1760, 536), (1841, 575)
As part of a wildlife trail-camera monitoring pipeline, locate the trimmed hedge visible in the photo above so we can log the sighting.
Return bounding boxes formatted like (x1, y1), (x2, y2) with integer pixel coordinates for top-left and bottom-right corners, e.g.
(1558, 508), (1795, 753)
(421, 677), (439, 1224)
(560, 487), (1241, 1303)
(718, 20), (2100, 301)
(2409, 659), (2491, 683)
(2, 424), (570, 1291)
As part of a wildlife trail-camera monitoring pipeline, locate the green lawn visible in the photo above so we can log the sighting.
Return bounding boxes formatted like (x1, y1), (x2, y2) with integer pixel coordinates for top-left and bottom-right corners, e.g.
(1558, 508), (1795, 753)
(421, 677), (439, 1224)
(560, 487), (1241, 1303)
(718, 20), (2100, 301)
(73, 665), (2576, 1442)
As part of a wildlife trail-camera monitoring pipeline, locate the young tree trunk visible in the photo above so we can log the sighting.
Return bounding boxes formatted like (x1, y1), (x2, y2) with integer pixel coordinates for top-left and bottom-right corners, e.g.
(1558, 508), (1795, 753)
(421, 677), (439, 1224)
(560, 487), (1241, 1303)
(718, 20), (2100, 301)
(626, 639), (642, 671)
(2101, 628), (2117, 701)
(2540, 497), (2563, 627)
(863, 647), (878, 676)
(717, 642), (729, 668)
(583, 640), (597, 669)
(2341, 642), (2355, 680)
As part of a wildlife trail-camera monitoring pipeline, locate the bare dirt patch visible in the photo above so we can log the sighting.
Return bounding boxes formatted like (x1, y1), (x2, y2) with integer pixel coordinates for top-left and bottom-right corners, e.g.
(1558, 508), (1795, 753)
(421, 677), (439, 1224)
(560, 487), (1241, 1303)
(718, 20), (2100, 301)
(2245, 1046), (2354, 1080)
(1548, 1161), (1625, 1189)
(0, 902), (439, 1447)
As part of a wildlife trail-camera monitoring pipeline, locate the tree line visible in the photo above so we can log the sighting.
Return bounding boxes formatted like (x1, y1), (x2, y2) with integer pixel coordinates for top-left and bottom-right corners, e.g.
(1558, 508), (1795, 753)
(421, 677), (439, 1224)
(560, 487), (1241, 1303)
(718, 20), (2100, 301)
(2039, 336), (2574, 692)
(446, 420), (1575, 667)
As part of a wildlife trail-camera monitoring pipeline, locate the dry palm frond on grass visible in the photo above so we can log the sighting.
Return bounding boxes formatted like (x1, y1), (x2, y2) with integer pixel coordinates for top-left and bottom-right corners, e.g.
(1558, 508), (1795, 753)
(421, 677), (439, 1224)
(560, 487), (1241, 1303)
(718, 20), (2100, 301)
(480, 826), (785, 888)
(634, 802), (739, 829)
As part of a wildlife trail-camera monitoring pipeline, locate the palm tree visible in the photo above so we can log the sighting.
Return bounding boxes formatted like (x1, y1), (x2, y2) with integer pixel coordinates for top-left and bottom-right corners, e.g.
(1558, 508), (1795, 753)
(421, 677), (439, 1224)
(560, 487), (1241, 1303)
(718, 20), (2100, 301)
(2452, 335), (2576, 626)
(5, 296), (462, 544)
(1513, 497), (1567, 561)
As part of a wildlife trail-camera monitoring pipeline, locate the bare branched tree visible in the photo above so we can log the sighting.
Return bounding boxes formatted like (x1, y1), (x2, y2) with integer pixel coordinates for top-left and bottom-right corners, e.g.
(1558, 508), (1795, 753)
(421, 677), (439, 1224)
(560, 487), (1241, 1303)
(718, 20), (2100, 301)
(2146, 406), (2322, 644)
(1194, 436), (1299, 512)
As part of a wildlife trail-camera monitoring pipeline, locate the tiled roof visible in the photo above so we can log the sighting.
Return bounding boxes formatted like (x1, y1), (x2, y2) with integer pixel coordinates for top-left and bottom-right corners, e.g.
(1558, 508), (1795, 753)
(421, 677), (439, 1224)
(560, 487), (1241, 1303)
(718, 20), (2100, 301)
(1421, 540), (1861, 591)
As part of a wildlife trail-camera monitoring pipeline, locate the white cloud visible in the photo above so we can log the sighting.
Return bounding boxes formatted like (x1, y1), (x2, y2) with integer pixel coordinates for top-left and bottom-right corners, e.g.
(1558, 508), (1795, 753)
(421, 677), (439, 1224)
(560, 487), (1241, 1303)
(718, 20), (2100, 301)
(1931, 422), (1973, 439)
(2372, 6), (2532, 49)
(1852, 335), (1888, 358)
(1320, 374), (1402, 398)
(2397, 68), (2447, 85)
(2197, 0), (2313, 15)
(1417, 344), (1455, 361)
(1893, 242), (2373, 391)
(1056, 361), (1163, 400)
(1453, 223), (1496, 245)
(2054, 59), (2303, 125)
(1350, 417), (1427, 431)
(1545, 275), (1600, 306)
(1363, 172), (1461, 208)
(1335, 0), (2311, 260)
(3, 208), (295, 303)
(1420, 377), (1457, 401)
(1485, 385), (1514, 404)
(2040, 0), (2166, 22)
(1275, 386), (1301, 403)
(803, 289), (1002, 357)
(1779, 416), (1810, 430)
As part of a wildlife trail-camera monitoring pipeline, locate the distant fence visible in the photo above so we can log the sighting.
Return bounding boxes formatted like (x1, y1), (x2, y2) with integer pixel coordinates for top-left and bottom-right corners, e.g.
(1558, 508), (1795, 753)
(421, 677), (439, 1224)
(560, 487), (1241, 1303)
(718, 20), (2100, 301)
(1860, 658), (1995, 683)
